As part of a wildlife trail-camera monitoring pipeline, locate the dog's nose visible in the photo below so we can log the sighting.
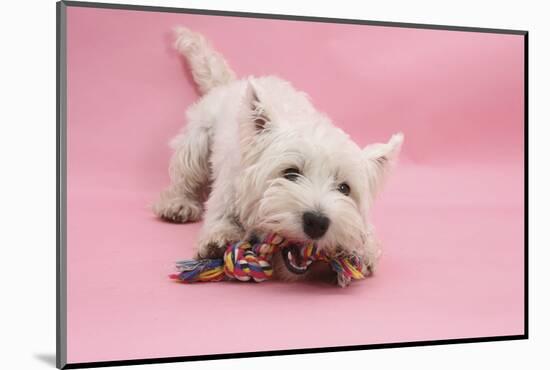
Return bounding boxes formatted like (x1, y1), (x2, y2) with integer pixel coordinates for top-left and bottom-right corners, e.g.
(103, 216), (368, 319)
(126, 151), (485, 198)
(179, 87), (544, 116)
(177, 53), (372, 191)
(302, 212), (330, 239)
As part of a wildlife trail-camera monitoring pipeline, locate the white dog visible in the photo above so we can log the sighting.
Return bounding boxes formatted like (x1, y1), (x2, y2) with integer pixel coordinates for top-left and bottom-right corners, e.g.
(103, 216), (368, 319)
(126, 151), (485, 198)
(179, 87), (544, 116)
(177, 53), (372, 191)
(153, 28), (403, 286)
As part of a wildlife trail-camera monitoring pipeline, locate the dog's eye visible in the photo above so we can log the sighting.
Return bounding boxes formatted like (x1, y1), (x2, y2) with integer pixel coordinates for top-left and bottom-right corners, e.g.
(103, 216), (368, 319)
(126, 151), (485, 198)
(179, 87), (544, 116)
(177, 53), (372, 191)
(283, 168), (300, 181)
(338, 182), (351, 196)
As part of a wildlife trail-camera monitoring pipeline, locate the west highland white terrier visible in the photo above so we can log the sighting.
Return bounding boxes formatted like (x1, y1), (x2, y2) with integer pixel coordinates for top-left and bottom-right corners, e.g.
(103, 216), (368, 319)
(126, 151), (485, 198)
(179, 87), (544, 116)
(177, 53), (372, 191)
(153, 27), (403, 286)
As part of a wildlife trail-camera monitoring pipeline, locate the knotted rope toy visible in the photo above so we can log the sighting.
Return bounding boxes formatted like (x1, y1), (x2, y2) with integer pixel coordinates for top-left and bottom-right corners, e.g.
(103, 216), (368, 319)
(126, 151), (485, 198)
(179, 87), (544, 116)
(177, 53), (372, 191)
(169, 234), (366, 285)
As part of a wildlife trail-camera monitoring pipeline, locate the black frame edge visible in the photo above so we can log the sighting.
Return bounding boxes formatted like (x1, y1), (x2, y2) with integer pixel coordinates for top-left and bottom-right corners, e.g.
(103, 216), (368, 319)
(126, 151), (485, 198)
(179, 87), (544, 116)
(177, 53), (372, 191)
(523, 32), (529, 338)
(63, 335), (527, 369)
(56, 1), (68, 369)
(62, 0), (527, 35)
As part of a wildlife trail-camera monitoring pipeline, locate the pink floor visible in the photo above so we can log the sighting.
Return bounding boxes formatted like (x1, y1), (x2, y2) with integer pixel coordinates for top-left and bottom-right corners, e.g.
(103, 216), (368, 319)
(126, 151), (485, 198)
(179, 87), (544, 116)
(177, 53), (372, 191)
(65, 6), (525, 364)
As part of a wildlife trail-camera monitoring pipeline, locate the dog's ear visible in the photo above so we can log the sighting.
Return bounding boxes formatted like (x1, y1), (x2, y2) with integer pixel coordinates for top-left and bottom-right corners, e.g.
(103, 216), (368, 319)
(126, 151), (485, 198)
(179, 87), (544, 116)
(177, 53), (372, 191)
(239, 79), (272, 139)
(363, 133), (404, 198)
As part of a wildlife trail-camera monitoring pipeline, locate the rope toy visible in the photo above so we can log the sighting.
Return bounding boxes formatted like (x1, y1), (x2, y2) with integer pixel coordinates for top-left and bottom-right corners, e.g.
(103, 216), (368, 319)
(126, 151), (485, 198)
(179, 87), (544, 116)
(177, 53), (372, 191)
(169, 234), (366, 284)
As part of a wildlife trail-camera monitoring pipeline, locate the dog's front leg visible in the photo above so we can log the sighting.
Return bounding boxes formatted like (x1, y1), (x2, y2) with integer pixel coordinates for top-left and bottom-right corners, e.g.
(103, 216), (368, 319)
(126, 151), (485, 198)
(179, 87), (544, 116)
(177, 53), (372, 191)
(195, 179), (245, 259)
(360, 224), (382, 275)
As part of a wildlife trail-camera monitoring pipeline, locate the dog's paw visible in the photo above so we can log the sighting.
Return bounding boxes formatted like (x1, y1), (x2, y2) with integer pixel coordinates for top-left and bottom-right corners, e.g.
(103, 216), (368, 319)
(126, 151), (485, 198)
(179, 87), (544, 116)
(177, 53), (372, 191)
(196, 222), (244, 259)
(195, 238), (231, 260)
(194, 242), (226, 259)
(362, 248), (380, 276)
(152, 194), (203, 223)
(359, 226), (381, 274)
(336, 273), (352, 288)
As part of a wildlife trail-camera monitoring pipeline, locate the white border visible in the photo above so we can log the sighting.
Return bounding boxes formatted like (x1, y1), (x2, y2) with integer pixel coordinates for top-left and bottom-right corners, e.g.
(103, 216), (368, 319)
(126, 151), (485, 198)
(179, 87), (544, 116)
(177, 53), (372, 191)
(1, 1), (547, 369)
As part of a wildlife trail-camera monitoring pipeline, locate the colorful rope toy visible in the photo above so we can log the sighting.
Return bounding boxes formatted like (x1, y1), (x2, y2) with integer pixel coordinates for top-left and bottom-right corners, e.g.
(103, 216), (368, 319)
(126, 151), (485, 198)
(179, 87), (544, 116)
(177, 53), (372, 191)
(169, 234), (366, 285)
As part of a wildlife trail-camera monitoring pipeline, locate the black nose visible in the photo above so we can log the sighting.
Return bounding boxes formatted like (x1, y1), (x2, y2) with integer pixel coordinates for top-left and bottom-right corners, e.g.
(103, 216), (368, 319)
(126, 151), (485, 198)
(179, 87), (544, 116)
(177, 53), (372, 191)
(302, 212), (330, 239)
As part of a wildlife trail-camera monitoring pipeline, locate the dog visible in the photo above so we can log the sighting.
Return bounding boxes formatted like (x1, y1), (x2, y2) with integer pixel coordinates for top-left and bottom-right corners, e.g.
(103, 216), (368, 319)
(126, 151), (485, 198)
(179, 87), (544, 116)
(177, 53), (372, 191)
(153, 27), (403, 287)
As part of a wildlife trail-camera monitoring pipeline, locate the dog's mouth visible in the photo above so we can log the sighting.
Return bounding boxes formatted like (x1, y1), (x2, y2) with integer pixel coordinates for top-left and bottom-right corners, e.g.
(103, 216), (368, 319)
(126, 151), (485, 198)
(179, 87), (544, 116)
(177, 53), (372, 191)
(281, 244), (312, 275)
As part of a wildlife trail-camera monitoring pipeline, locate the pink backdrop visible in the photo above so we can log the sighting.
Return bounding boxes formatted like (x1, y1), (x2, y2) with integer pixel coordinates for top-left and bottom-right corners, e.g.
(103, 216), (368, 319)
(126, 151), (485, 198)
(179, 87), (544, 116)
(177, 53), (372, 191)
(66, 6), (525, 364)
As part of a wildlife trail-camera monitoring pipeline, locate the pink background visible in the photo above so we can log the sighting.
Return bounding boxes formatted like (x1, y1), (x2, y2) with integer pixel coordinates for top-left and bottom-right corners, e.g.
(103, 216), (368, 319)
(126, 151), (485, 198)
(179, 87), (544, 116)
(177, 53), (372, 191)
(66, 6), (525, 364)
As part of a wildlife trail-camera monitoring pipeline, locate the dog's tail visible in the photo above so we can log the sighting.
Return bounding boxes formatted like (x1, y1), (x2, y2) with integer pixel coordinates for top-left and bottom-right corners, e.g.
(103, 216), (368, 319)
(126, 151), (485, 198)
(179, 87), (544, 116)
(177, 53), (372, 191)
(173, 27), (236, 95)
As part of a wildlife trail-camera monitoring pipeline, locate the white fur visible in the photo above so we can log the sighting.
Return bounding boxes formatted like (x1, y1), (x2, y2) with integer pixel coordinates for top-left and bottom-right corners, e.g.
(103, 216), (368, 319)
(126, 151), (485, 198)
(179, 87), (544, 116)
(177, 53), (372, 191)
(153, 28), (404, 286)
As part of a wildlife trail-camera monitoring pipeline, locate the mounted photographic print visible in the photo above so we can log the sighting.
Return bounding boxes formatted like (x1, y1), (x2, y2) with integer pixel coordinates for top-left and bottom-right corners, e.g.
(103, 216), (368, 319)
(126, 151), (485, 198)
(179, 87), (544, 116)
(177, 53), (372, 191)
(57, 1), (528, 368)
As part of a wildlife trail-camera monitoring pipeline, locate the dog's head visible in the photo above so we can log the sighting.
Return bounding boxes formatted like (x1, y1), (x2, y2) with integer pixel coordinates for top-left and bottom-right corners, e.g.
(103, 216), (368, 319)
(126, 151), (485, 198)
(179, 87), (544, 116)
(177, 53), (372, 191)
(235, 79), (403, 261)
